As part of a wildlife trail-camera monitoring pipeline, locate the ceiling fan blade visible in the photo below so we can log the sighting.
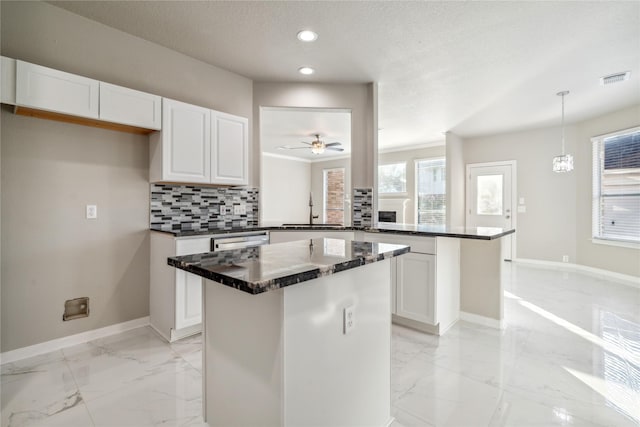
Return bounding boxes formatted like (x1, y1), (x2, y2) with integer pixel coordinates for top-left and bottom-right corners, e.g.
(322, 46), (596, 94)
(278, 145), (312, 150)
(300, 141), (313, 145)
(327, 147), (345, 152)
(325, 142), (342, 147)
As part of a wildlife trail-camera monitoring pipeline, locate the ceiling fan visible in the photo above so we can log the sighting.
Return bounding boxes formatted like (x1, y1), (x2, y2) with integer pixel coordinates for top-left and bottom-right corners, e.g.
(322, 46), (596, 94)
(278, 134), (344, 155)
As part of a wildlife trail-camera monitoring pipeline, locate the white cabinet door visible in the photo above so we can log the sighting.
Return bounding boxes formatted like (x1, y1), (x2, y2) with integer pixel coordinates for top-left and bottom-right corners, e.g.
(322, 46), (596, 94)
(396, 252), (436, 325)
(99, 82), (161, 129)
(211, 111), (248, 185)
(16, 60), (99, 119)
(161, 98), (211, 183)
(175, 238), (210, 331)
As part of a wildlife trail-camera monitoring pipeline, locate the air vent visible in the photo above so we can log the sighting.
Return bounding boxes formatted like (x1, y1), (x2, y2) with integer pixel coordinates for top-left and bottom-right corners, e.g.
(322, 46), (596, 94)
(600, 71), (630, 86)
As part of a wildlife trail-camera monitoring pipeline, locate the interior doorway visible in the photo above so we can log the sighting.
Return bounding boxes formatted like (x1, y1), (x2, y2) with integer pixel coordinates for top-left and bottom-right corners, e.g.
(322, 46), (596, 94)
(466, 161), (517, 261)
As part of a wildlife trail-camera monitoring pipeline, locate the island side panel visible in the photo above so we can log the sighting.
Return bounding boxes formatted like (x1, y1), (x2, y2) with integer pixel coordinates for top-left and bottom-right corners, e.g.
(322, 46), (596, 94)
(460, 238), (504, 327)
(283, 259), (392, 427)
(435, 237), (461, 334)
(203, 281), (284, 426)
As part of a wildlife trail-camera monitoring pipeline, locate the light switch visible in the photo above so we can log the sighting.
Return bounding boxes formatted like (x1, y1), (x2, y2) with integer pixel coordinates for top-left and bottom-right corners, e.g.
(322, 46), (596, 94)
(86, 204), (97, 219)
(519, 197), (525, 205)
(517, 205), (526, 213)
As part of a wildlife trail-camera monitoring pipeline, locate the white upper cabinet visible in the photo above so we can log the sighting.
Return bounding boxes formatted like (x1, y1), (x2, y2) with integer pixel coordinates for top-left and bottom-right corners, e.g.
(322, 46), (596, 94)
(151, 97), (211, 184)
(99, 82), (161, 129)
(151, 99), (250, 186)
(211, 111), (249, 186)
(16, 60), (99, 119)
(1, 56), (16, 104)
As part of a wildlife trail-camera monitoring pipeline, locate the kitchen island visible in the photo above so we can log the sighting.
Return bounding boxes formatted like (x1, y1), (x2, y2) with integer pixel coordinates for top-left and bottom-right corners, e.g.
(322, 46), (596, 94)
(168, 238), (409, 427)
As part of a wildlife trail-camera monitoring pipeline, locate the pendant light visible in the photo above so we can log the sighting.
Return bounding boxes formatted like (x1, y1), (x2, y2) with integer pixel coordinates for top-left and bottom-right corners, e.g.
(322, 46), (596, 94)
(553, 90), (574, 173)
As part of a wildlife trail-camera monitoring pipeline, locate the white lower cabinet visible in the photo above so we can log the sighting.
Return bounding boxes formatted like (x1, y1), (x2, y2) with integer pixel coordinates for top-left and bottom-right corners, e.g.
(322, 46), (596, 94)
(396, 252), (436, 324)
(364, 232), (459, 335)
(151, 232), (210, 342)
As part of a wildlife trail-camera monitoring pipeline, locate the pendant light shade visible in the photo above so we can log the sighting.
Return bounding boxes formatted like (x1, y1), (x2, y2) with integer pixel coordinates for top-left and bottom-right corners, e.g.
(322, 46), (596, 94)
(553, 91), (574, 173)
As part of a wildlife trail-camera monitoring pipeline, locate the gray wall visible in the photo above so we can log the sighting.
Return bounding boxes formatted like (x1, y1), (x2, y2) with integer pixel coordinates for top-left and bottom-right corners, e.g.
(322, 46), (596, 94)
(378, 145), (445, 224)
(1, 1), (253, 352)
(463, 105), (639, 277)
(575, 105), (640, 276)
(253, 82), (376, 193)
(445, 133), (465, 227)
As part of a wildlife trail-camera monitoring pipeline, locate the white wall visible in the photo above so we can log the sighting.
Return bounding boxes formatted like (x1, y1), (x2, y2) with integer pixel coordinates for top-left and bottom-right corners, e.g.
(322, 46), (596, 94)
(378, 145), (445, 224)
(261, 154), (310, 224)
(0, 1), (253, 352)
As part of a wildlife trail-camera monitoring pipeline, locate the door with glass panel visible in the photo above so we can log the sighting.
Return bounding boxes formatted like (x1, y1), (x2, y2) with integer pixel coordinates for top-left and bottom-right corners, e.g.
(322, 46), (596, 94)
(466, 162), (515, 260)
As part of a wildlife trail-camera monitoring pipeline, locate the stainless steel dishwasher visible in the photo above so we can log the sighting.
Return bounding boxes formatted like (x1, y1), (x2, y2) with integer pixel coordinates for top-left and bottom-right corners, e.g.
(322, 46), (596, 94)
(210, 231), (269, 252)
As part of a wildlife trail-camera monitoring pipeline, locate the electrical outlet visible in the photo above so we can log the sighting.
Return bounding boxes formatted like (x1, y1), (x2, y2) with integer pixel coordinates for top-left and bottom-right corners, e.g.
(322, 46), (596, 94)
(343, 305), (355, 334)
(233, 205), (246, 215)
(562, 255), (569, 263)
(86, 205), (97, 219)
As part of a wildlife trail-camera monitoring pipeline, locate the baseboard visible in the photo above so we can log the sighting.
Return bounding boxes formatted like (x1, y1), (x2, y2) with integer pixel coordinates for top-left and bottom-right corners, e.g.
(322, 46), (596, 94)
(513, 258), (640, 289)
(0, 316), (150, 365)
(460, 311), (504, 330)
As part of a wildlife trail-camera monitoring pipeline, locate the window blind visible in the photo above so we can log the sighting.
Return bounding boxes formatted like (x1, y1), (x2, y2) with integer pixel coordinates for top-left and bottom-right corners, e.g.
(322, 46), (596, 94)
(592, 127), (640, 243)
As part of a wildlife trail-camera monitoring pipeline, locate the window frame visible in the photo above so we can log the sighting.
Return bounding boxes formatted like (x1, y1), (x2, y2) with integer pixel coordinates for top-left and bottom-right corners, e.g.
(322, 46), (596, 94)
(414, 157), (446, 226)
(591, 125), (640, 248)
(378, 162), (408, 195)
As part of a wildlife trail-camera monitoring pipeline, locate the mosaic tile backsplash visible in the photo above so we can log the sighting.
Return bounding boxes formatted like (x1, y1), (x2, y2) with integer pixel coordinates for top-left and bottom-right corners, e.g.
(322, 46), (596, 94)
(150, 184), (259, 231)
(352, 188), (373, 227)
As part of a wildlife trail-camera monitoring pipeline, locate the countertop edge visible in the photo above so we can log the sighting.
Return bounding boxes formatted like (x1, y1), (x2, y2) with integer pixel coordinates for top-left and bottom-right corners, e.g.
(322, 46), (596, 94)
(168, 244), (410, 295)
(151, 226), (515, 240)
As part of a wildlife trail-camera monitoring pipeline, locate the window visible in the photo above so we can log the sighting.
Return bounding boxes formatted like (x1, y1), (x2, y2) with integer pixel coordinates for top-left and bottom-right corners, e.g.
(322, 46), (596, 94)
(415, 158), (446, 225)
(592, 127), (640, 244)
(378, 162), (407, 194)
(323, 168), (345, 224)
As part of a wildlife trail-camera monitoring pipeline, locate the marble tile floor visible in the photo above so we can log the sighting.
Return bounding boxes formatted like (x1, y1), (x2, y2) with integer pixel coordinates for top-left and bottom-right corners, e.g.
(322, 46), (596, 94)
(1, 263), (639, 427)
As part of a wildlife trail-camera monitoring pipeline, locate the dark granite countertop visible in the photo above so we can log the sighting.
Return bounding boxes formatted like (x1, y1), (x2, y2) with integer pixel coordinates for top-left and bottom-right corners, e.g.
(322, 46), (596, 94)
(168, 238), (409, 295)
(371, 223), (515, 240)
(151, 224), (514, 240)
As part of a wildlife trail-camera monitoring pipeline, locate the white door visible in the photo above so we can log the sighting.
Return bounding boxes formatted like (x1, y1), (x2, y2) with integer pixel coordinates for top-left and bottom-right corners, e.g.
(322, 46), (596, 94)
(162, 98), (211, 183)
(211, 111), (248, 185)
(466, 162), (515, 260)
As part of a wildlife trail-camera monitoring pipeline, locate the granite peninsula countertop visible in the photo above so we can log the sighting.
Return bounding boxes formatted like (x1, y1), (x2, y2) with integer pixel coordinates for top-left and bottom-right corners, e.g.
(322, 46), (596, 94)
(168, 238), (409, 295)
(151, 224), (514, 240)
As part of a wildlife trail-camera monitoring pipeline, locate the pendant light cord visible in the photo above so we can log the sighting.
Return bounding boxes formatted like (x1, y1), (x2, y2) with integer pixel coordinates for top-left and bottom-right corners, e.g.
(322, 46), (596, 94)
(561, 93), (565, 155)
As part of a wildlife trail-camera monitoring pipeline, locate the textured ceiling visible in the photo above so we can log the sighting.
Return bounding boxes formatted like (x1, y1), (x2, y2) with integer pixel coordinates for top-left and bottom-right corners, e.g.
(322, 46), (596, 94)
(50, 1), (640, 149)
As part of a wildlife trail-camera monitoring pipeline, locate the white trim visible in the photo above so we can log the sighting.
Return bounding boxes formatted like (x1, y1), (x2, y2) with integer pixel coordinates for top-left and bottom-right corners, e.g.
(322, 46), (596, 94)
(0, 316), (150, 365)
(514, 258), (640, 289)
(459, 311), (505, 330)
(261, 151), (311, 163)
(591, 125), (640, 141)
(385, 416), (396, 427)
(591, 238), (640, 250)
(378, 140), (445, 154)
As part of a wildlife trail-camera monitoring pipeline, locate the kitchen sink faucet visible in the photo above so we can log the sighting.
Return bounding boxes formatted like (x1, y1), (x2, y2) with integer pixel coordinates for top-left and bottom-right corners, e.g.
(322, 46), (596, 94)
(309, 192), (319, 225)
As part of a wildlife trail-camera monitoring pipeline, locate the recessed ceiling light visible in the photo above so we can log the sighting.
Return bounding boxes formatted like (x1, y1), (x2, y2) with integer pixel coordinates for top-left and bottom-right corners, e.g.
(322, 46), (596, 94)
(298, 67), (315, 75)
(297, 30), (318, 42)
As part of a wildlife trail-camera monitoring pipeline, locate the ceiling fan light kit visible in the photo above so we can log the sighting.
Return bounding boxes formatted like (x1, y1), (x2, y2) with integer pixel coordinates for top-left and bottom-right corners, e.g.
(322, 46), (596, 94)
(278, 134), (344, 155)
